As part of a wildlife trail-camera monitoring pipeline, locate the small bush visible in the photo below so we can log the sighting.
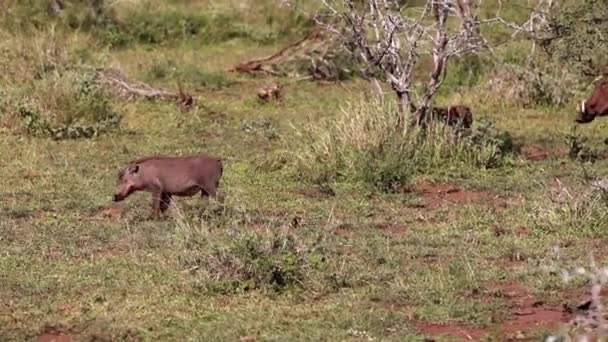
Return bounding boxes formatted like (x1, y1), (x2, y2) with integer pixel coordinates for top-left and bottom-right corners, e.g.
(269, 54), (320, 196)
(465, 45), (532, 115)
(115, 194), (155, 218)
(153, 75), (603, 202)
(241, 118), (280, 141)
(12, 69), (120, 139)
(511, 60), (586, 107)
(291, 97), (514, 192)
(532, 180), (608, 237)
(172, 198), (342, 294)
(181, 230), (328, 294)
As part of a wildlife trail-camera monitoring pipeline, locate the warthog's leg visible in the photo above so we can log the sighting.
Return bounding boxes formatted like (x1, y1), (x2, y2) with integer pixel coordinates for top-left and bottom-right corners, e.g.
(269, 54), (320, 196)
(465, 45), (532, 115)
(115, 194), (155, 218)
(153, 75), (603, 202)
(151, 191), (162, 217)
(159, 192), (172, 213)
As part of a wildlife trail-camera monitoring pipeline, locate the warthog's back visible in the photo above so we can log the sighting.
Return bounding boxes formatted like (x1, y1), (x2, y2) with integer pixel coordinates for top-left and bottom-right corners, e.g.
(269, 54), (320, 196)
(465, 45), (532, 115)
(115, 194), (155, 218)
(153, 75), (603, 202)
(134, 154), (223, 194)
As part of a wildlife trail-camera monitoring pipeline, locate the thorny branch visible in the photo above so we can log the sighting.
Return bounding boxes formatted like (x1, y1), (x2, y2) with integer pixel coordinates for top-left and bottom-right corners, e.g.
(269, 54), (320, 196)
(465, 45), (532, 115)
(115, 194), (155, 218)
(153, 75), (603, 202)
(297, 0), (555, 126)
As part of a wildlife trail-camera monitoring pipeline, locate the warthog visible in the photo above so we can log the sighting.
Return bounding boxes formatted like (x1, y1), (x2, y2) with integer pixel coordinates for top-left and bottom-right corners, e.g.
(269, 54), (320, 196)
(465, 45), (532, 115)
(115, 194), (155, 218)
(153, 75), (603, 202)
(576, 78), (608, 124)
(113, 154), (223, 216)
(415, 105), (474, 129)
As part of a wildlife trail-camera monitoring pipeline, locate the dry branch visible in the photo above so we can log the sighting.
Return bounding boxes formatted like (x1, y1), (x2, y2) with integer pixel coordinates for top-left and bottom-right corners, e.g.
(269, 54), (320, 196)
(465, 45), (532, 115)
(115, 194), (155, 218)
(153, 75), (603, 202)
(94, 68), (193, 109)
(305, 0), (554, 126)
(228, 29), (332, 74)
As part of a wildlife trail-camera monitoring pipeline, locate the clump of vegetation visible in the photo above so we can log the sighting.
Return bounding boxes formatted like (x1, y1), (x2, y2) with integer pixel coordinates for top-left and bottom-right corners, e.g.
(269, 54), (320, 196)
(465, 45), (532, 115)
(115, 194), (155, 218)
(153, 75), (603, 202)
(292, 98), (514, 192)
(566, 132), (603, 163)
(181, 229), (328, 294)
(173, 199), (347, 295)
(241, 118), (280, 141)
(14, 69), (121, 140)
(145, 61), (236, 91)
(532, 180), (608, 237)
(0, 30), (121, 139)
(509, 60), (586, 107)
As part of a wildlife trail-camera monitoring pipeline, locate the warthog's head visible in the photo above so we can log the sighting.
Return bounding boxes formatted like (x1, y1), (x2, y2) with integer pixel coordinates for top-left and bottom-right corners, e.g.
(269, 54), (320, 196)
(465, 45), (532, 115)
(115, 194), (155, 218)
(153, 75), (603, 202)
(576, 79), (608, 124)
(113, 164), (141, 202)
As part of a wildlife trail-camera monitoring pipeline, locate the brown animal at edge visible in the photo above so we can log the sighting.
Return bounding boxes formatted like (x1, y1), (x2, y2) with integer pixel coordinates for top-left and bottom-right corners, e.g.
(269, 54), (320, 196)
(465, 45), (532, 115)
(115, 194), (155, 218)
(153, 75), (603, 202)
(417, 105), (474, 129)
(113, 154), (223, 216)
(576, 78), (608, 124)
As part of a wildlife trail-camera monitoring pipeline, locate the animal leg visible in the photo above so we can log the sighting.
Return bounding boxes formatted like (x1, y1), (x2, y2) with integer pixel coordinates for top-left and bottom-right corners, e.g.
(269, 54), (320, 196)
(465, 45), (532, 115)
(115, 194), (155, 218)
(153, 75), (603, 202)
(151, 191), (162, 217)
(160, 192), (172, 213)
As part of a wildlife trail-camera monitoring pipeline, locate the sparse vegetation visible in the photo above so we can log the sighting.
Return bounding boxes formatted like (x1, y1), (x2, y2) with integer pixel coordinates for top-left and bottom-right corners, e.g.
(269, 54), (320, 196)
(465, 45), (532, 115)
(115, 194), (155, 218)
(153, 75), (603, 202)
(292, 98), (513, 191)
(2, 1), (608, 341)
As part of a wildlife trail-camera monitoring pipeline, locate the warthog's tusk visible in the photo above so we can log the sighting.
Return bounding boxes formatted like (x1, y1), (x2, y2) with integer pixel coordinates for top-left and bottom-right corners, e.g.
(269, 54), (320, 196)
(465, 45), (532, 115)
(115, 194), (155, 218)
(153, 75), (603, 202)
(581, 100), (586, 113)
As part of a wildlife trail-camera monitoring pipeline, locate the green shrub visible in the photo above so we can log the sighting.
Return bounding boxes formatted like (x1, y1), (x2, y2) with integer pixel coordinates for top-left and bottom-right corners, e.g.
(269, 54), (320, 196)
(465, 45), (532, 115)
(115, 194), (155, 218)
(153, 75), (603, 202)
(173, 200), (339, 294)
(181, 230), (327, 294)
(509, 60), (586, 107)
(291, 97), (514, 192)
(241, 118), (280, 141)
(13, 69), (121, 139)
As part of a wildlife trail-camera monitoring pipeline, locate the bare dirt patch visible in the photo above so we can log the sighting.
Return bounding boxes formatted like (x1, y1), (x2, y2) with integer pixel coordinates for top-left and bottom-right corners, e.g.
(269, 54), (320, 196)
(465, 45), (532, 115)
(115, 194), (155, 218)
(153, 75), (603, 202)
(522, 145), (566, 161)
(489, 283), (571, 337)
(415, 283), (571, 341)
(332, 223), (357, 238)
(37, 326), (75, 342)
(404, 182), (506, 210)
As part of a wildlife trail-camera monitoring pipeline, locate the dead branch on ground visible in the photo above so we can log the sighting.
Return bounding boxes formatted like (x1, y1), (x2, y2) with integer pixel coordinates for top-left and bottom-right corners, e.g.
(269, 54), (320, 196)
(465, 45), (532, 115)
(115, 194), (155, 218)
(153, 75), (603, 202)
(228, 29), (334, 75)
(94, 68), (193, 110)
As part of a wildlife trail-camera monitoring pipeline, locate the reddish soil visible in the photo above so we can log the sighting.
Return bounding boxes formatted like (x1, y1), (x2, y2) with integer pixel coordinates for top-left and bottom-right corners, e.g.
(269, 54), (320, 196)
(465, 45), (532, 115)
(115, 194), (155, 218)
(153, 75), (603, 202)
(296, 187), (325, 198)
(514, 226), (530, 236)
(96, 207), (124, 219)
(414, 282), (572, 341)
(333, 223), (357, 238)
(415, 321), (486, 340)
(32, 210), (46, 219)
(37, 327), (74, 342)
(522, 146), (566, 161)
(490, 283), (571, 337)
(405, 182), (506, 210)
(376, 223), (408, 236)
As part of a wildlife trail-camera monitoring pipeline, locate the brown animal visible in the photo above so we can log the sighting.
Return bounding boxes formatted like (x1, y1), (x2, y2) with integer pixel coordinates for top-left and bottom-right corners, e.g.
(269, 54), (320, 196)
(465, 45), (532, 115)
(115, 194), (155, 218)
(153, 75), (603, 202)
(113, 154), (223, 216)
(576, 78), (608, 124)
(257, 83), (283, 102)
(417, 105), (474, 129)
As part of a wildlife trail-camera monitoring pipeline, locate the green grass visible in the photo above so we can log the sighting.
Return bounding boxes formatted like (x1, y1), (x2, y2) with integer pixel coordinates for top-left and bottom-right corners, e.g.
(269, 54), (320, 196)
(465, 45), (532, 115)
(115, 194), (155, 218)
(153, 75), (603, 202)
(2, 1), (608, 341)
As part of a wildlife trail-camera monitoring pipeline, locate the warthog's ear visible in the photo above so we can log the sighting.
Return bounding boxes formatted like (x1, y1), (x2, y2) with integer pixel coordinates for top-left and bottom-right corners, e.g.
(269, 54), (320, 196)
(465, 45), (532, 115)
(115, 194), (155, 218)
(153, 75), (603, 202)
(128, 165), (139, 174)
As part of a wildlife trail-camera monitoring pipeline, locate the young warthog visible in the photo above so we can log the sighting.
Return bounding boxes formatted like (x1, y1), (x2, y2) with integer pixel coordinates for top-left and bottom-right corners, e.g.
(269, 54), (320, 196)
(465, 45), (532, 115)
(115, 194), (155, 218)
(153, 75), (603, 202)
(112, 154), (223, 216)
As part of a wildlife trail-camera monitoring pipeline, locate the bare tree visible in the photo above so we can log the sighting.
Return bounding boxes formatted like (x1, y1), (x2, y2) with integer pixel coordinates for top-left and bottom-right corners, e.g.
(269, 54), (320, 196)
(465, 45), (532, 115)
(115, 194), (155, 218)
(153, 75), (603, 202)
(289, 0), (555, 126)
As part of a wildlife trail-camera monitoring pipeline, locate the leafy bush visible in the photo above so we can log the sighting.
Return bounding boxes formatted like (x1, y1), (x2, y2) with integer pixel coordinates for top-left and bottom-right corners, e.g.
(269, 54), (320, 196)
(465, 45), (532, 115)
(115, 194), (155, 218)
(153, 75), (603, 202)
(540, 0), (608, 78)
(291, 97), (514, 192)
(511, 60), (586, 107)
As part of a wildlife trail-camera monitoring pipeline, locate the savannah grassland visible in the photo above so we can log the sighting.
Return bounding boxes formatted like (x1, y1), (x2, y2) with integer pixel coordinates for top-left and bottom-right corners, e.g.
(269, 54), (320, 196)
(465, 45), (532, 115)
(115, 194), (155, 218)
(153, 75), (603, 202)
(1, 1), (608, 341)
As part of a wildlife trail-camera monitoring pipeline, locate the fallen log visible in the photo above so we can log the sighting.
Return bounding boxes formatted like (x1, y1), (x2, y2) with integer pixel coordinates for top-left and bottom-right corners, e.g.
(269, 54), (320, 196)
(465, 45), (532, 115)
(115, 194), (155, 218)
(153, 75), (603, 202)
(228, 29), (329, 75)
(94, 68), (193, 109)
